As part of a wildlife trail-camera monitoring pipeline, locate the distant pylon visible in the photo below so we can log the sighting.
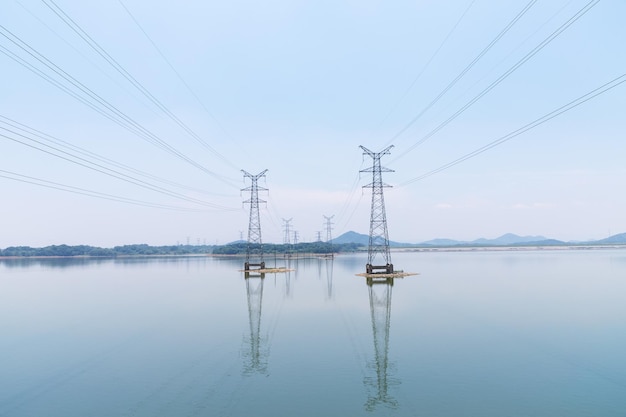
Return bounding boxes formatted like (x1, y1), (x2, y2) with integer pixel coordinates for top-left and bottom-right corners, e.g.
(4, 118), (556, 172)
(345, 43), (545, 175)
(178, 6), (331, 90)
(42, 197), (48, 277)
(242, 169), (268, 271)
(360, 145), (394, 274)
(282, 218), (293, 245)
(323, 214), (334, 243)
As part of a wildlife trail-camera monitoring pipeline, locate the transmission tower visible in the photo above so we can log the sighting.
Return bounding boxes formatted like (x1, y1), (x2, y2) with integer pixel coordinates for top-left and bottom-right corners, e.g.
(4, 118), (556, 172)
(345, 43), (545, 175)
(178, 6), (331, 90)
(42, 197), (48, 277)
(282, 218), (293, 245)
(360, 145), (394, 274)
(242, 169), (268, 271)
(323, 215), (334, 243)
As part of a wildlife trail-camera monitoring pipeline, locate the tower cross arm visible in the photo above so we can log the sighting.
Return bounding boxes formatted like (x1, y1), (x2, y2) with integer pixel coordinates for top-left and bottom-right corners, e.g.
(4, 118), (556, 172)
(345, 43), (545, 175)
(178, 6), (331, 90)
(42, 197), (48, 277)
(360, 145), (394, 157)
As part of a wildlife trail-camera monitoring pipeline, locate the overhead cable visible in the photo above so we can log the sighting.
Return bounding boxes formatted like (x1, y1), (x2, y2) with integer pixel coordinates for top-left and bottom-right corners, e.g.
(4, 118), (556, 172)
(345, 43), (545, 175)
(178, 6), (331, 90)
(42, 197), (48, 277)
(386, 0), (538, 146)
(0, 169), (225, 212)
(376, 0), (477, 134)
(0, 24), (239, 187)
(400, 71), (626, 186)
(41, 0), (240, 171)
(0, 128), (238, 210)
(0, 115), (233, 198)
(392, 0), (601, 163)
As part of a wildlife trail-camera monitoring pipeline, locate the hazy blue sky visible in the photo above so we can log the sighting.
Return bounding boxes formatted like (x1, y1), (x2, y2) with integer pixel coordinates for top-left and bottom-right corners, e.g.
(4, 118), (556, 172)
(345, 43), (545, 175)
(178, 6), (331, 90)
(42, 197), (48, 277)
(1, 0), (624, 247)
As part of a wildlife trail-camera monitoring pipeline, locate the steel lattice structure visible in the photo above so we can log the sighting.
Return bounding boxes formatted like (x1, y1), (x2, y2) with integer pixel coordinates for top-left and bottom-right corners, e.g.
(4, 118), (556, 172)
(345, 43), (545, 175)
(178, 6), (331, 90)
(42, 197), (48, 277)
(360, 145), (394, 274)
(242, 169), (268, 270)
(323, 214), (334, 243)
(282, 218), (293, 245)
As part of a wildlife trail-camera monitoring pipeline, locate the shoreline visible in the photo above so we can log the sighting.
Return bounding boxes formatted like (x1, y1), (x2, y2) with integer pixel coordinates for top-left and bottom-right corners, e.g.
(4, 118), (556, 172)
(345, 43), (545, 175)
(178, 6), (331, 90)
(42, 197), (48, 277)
(1, 245), (625, 260)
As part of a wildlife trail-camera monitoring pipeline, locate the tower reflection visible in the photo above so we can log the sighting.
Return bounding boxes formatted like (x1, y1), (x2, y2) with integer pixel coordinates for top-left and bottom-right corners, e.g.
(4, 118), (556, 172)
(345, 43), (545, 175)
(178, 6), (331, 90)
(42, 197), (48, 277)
(242, 272), (268, 375)
(315, 257), (335, 300)
(364, 276), (399, 411)
(325, 258), (334, 300)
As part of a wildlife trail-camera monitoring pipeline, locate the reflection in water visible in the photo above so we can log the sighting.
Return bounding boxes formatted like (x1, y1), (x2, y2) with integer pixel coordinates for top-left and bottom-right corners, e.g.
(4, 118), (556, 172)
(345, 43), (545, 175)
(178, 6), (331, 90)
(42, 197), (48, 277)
(365, 277), (399, 411)
(314, 257), (335, 300)
(242, 272), (269, 375)
(325, 258), (334, 300)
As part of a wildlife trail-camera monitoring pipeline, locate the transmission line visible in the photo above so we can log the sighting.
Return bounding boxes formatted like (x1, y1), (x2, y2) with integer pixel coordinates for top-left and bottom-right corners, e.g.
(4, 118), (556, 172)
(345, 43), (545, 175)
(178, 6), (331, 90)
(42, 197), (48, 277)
(0, 169), (219, 212)
(0, 115), (233, 198)
(400, 71), (626, 186)
(13, 0), (160, 119)
(375, 0), (476, 133)
(392, 0), (601, 163)
(40, 0), (239, 171)
(0, 128), (238, 210)
(0, 24), (238, 187)
(116, 0), (244, 159)
(386, 0), (538, 146)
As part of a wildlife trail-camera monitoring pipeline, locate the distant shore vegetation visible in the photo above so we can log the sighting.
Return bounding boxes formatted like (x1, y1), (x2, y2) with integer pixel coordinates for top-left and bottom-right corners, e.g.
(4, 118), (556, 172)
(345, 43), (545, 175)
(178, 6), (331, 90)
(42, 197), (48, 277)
(0, 242), (361, 257)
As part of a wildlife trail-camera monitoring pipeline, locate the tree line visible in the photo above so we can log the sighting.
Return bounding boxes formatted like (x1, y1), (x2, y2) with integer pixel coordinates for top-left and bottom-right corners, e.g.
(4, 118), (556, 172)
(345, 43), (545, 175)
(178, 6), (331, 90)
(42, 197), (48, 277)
(211, 242), (361, 255)
(0, 244), (213, 257)
(0, 242), (361, 257)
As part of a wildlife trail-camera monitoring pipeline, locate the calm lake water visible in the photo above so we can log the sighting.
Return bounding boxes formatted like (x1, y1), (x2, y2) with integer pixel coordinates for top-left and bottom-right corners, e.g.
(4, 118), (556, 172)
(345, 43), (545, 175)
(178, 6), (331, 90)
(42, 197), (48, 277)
(1, 249), (625, 416)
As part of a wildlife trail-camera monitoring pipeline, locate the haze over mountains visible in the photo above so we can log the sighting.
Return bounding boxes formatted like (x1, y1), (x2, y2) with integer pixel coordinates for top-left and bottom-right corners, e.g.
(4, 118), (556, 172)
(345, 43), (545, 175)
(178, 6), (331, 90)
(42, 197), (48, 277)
(331, 231), (626, 247)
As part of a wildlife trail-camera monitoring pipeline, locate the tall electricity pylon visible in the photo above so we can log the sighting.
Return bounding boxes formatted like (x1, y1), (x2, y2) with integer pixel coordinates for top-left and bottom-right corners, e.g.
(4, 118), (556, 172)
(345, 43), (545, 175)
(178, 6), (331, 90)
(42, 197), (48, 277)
(360, 145), (394, 274)
(242, 169), (268, 271)
(282, 218), (293, 245)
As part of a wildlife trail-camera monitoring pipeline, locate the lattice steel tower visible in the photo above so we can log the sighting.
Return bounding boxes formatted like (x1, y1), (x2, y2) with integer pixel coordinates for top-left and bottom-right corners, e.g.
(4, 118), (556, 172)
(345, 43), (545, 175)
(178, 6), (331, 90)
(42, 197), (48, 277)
(282, 218), (293, 245)
(360, 145), (394, 274)
(242, 169), (268, 271)
(323, 215), (334, 243)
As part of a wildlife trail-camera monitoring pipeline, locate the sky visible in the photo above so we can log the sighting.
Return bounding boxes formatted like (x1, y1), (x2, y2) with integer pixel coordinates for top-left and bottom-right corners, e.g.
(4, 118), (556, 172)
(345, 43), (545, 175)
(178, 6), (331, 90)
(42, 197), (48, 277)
(1, 0), (625, 247)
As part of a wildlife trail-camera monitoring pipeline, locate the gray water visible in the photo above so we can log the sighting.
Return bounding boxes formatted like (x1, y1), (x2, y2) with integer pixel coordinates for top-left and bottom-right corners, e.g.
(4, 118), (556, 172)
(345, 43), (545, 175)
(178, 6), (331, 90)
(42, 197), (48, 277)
(1, 249), (625, 416)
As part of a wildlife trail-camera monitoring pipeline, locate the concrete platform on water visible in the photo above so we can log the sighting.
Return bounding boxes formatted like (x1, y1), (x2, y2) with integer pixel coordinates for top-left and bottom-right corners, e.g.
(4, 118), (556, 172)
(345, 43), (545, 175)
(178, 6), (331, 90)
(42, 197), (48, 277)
(355, 271), (418, 278)
(240, 267), (294, 274)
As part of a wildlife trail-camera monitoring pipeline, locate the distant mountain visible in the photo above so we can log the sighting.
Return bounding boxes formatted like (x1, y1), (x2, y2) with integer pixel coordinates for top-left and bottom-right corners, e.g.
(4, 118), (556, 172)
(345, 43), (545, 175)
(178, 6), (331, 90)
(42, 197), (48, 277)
(521, 239), (566, 246)
(330, 231), (625, 248)
(421, 238), (466, 246)
(470, 233), (548, 246)
(331, 231), (412, 247)
(331, 231), (369, 245)
(421, 233), (548, 247)
(591, 232), (626, 244)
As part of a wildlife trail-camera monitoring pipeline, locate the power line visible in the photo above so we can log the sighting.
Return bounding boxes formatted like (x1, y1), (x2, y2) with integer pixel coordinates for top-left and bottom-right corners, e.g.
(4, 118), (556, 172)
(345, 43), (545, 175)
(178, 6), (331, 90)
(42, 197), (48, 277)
(0, 24), (239, 187)
(391, 0), (601, 163)
(40, 0), (240, 171)
(375, 0), (477, 134)
(116, 0), (245, 159)
(0, 127), (238, 210)
(0, 169), (221, 212)
(385, 0), (538, 146)
(423, 0), (578, 131)
(13, 0), (161, 119)
(399, 71), (626, 186)
(0, 114), (233, 198)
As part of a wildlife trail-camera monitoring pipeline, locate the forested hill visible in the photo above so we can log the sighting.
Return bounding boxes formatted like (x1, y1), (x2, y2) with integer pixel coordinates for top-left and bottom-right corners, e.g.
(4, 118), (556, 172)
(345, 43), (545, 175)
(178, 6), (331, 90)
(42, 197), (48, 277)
(211, 241), (360, 255)
(0, 244), (214, 257)
(0, 241), (362, 257)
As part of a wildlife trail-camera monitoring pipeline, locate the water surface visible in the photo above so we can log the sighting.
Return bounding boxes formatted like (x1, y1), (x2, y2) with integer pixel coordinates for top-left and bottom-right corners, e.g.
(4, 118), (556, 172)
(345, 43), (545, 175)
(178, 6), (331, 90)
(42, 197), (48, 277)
(1, 249), (625, 416)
